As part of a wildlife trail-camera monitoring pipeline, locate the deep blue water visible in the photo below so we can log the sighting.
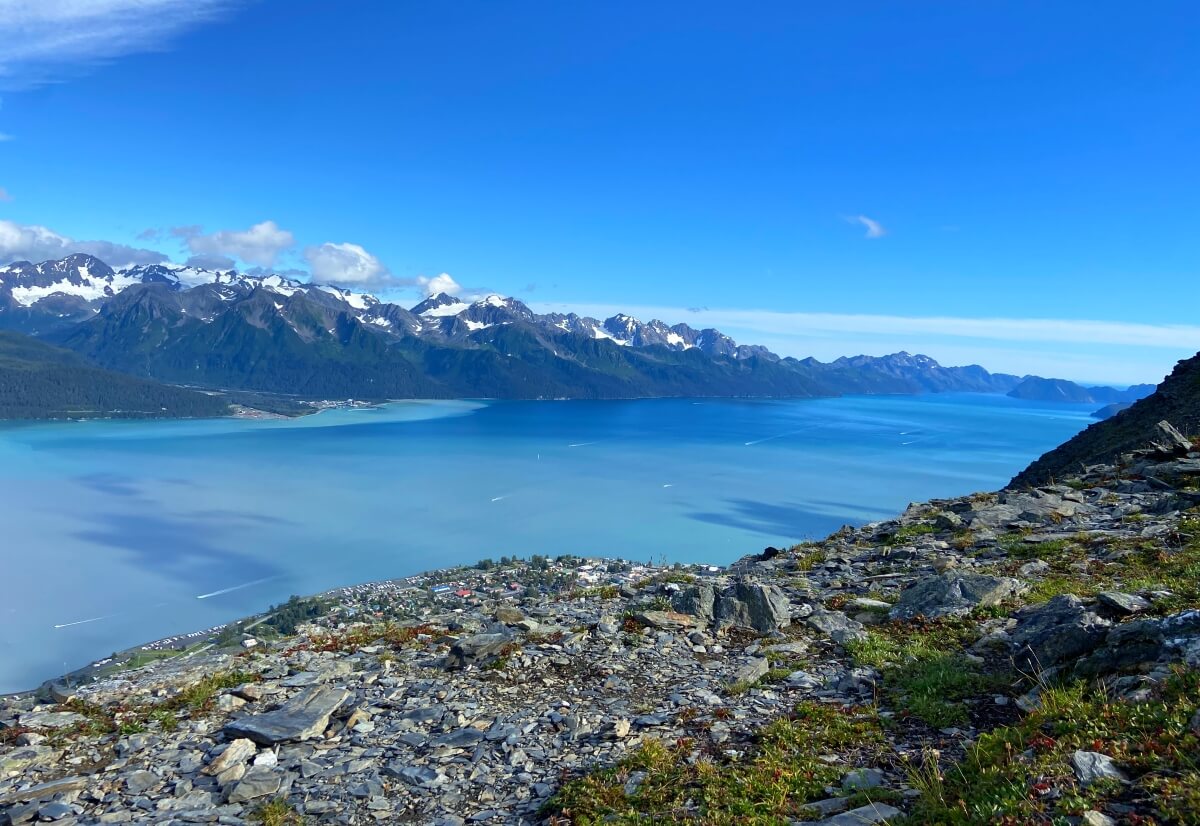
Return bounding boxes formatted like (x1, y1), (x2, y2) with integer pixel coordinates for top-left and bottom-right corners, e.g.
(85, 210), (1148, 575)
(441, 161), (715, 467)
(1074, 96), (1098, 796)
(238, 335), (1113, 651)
(0, 394), (1095, 692)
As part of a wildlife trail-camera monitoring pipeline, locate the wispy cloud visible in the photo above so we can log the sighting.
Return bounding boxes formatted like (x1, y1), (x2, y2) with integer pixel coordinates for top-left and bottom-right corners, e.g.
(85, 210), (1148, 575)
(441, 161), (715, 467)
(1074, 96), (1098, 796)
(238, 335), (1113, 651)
(0, 187), (10, 202)
(845, 214), (886, 239)
(533, 301), (1198, 384)
(0, 0), (239, 90)
(541, 303), (1200, 350)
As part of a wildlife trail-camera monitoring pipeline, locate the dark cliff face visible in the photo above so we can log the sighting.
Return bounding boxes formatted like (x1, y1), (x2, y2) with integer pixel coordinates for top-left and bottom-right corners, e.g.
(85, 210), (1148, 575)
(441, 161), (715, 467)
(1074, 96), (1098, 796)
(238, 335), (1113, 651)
(1010, 352), (1200, 488)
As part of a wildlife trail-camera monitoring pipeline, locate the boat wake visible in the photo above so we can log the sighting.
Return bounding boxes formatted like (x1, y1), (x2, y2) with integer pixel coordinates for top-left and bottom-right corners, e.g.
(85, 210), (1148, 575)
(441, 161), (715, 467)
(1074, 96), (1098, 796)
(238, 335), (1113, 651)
(196, 576), (276, 600)
(53, 615), (112, 629)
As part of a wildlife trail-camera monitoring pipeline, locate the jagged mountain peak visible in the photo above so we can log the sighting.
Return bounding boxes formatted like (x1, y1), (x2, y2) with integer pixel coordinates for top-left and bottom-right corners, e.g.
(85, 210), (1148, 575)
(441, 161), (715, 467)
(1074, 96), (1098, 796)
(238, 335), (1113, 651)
(835, 352), (943, 369)
(411, 292), (470, 316)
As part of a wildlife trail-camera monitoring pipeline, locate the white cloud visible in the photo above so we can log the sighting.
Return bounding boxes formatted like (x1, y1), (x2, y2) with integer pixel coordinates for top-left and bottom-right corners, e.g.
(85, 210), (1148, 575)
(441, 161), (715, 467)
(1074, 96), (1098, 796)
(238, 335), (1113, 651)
(304, 242), (390, 286)
(419, 273), (462, 297)
(174, 220), (294, 268)
(0, 219), (166, 267)
(0, 0), (238, 90)
(532, 301), (1198, 385)
(538, 303), (1200, 350)
(846, 214), (886, 239)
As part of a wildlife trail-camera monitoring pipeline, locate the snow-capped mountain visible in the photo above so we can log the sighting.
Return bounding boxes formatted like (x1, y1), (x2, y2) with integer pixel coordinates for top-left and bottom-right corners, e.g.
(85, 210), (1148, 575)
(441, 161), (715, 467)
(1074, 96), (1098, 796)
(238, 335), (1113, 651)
(0, 253), (1098, 404)
(0, 254), (779, 361)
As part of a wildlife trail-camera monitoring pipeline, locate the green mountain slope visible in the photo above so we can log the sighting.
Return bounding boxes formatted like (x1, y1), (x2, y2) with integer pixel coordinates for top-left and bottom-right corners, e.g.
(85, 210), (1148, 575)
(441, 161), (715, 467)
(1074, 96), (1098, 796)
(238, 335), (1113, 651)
(56, 287), (441, 399)
(0, 331), (230, 420)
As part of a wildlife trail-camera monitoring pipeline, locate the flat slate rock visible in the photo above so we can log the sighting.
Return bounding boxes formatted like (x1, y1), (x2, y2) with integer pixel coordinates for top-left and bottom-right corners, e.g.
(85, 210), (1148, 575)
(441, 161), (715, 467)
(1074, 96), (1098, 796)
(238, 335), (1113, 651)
(814, 802), (903, 825)
(227, 765), (283, 803)
(223, 686), (349, 745)
(0, 776), (89, 806)
(17, 711), (84, 731)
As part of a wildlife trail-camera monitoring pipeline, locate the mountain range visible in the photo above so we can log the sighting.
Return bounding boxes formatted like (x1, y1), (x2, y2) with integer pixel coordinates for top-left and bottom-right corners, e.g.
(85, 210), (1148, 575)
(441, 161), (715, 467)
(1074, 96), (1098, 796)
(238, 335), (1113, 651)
(0, 253), (1157, 414)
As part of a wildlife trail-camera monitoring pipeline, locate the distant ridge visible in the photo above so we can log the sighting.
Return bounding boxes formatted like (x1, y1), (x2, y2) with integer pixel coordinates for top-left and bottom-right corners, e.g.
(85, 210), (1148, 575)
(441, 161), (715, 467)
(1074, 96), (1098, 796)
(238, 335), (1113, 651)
(1007, 376), (1154, 405)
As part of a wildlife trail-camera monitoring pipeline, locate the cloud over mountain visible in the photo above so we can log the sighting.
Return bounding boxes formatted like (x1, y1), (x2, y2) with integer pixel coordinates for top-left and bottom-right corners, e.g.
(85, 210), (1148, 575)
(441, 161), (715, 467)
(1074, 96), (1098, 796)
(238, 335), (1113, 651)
(173, 220), (295, 268)
(304, 242), (390, 287)
(0, 219), (166, 268)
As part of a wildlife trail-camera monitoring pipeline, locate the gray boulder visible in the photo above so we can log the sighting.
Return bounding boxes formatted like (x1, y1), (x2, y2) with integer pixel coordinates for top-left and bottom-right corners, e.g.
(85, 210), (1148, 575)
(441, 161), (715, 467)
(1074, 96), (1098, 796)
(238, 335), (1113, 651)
(1070, 750), (1127, 786)
(815, 803), (903, 826)
(934, 511), (963, 531)
(841, 767), (885, 790)
(890, 572), (1025, 620)
(671, 583), (715, 622)
(729, 657), (769, 686)
(713, 578), (791, 633)
(805, 608), (867, 644)
(227, 765), (283, 803)
(1096, 591), (1151, 615)
(494, 606), (525, 625)
(1076, 609), (1200, 678)
(1143, 420), (1192, 458)
(1008, 595), (1110, 673)
(444, 632), (511, 670)
(223, 685), (349, 745)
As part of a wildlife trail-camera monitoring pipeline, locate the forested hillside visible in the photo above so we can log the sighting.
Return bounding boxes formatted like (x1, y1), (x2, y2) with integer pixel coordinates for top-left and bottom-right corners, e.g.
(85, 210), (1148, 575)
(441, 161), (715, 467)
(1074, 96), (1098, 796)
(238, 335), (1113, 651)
(0, 331), (230, 420)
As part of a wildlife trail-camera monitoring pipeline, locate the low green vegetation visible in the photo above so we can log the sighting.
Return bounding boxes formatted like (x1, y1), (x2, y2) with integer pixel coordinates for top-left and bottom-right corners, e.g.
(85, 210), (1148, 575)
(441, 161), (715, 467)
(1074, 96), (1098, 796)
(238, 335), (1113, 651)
(48, 669), (256, 743)
(905, 667), (1200, 824)
(543, 702), (886, 824)
(789, 543), (826, 570)
(885, 524), (937, 546)
(726, 667), (793, 696)
(303, 621), (435, 654)
(176, 670), (255, 711)
(1006, 522), (1200, 612)
(846, 617), (1002, 728)
(249, 798), (307, 826)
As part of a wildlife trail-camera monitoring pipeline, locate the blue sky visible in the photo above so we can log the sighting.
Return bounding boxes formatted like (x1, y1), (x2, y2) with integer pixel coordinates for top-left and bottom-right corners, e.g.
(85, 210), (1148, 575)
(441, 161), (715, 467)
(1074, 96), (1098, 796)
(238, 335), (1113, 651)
(0, 1), (1196, 383)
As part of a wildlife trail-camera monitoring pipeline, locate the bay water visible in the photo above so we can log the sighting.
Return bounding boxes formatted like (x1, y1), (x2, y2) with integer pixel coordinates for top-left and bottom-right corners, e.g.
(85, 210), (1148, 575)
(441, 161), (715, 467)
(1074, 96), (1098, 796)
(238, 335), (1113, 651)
(0, 394), (1095, 692)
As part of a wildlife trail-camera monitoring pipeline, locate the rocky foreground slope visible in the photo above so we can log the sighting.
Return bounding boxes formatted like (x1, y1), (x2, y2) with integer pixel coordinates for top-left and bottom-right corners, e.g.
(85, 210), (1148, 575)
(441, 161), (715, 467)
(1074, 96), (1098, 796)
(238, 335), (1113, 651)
(3, 428), (1200, 825)
(1014, 351), (1200, 487)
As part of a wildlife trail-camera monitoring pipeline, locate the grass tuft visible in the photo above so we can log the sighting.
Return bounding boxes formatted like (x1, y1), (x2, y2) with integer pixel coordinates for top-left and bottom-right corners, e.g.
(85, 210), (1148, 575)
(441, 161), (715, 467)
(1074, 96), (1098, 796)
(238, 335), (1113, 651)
(249, 798), (306, 826)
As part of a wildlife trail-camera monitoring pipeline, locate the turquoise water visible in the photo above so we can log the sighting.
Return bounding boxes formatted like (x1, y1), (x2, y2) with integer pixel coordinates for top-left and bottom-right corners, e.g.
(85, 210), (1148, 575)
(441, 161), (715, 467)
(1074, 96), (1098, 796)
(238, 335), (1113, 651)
(0, 394), (1095, 692)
